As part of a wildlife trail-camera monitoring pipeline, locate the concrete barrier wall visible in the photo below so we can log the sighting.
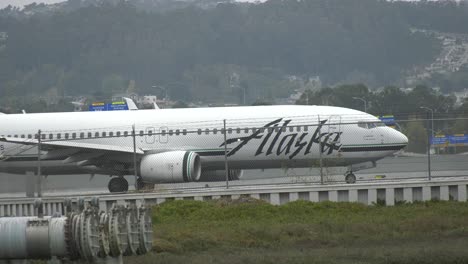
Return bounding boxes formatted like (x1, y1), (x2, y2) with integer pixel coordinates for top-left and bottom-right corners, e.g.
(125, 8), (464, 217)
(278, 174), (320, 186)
(1, 179), (467, 217)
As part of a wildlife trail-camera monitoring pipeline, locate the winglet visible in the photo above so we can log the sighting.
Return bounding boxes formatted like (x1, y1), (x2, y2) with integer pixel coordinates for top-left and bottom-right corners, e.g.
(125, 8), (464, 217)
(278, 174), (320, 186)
(123, 97), (139, 110)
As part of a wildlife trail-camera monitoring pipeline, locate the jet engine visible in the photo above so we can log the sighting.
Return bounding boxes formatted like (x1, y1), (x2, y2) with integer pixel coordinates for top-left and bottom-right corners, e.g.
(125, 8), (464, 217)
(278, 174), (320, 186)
(140, 151), (201, 183)
(199, 169), (243, 182)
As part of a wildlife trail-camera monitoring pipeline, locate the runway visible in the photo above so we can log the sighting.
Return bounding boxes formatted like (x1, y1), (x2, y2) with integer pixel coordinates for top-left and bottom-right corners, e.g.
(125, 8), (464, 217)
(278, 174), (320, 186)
(0, 154), (467, 197)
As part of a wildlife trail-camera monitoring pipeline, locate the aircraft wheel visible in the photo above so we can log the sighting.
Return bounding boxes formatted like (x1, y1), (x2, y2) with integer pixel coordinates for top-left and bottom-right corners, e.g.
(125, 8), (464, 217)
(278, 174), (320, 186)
(345, 173), (356, 184)
(108, 177), (129, 193)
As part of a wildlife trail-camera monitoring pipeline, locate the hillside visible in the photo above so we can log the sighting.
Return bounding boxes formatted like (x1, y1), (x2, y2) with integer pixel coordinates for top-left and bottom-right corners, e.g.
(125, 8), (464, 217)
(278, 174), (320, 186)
(0, 0), (467, 106)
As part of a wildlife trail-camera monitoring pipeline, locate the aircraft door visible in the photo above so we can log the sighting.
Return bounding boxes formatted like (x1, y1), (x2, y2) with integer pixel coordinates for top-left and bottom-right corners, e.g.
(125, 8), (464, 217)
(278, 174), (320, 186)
(159, 126), (168, 144)
(145, 127), (155, 144)
(327, 115), (342, 144)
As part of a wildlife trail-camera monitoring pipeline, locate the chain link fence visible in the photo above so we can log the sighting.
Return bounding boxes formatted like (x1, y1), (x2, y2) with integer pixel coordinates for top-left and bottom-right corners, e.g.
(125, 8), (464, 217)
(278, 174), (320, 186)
(1, 115), (468, 197)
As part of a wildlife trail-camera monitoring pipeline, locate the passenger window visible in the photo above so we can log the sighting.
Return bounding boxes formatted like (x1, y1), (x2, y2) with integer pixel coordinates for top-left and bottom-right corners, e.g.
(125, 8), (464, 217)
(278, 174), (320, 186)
(88, 132), (92, 138)
(109, 132), (114, 137)
(197, 129), (202, 135)
(228, 128), (233, 134)
(304, 126), (308, 132)
(95, 132), (99, 137)
(236, 128), (241, 134)
(102, 132), (107, 137)
(182, 129), (187, 135)
(124, 131), (128, 137)
(14, 135), (18, 138)
(65, 133), (69, 139)
(57, 134), (61, 139)
(21, 135), (25, 138)
(72, 133), (76, 139)
(221, 128), (225, 134)
(139, 131), (143, 137)
(268, 128), (273, 133)
(41, 134), (46, 140)
(244, 128), (249, 133)
(49, 134), (53, 139)
(28, 134), (32, 139)
(169, 130), (174, 136)
(162, 130), (167, 136)
(281, 127), (286, 132)
(175, 129), (180, 135)
(289, 127), (294, 132)
(205, 129), (209, 135)
(259, 128), (265, 133)
(213, 128), (218, 134)
(80, 132), (85, 139)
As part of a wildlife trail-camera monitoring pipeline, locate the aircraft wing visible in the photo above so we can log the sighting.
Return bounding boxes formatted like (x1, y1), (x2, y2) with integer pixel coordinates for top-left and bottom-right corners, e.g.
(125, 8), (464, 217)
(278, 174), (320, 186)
(0, 137), (144, 154)
(0, 136), (146, 175)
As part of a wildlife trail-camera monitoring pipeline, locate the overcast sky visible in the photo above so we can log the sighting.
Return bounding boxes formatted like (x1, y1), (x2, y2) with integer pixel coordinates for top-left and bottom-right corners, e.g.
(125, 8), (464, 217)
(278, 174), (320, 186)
(0, 0), (64, 9)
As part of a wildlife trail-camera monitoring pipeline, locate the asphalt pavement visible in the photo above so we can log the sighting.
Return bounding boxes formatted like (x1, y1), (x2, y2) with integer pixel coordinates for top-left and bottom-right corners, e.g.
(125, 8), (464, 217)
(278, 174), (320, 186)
(0, 154), (467, 197)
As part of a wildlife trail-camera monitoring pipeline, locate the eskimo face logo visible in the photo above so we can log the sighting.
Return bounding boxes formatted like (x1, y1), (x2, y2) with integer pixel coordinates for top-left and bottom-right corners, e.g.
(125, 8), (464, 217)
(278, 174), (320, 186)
(220, 118), (342, 159)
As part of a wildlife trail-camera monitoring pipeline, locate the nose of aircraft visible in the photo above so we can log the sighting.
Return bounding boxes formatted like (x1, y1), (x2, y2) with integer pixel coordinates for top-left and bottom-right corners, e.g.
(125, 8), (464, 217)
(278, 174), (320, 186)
(392, 129), (409, 150)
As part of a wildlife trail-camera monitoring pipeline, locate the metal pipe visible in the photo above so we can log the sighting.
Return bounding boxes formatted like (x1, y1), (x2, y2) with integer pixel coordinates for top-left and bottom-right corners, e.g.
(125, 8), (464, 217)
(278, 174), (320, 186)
(352, 97), (367, 112)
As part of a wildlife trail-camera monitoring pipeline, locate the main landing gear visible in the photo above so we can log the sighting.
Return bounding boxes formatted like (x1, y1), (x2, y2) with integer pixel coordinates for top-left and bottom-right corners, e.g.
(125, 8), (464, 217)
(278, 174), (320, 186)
(136, 177), (154, 191)
(108, 176), (129, 193)
(345, 171), (356, 184)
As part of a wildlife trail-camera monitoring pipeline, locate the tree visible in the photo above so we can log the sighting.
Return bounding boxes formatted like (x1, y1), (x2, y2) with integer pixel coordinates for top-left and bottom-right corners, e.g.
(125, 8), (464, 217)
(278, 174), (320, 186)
(403, 120), (428, 154)
(101, 74), (126, 98)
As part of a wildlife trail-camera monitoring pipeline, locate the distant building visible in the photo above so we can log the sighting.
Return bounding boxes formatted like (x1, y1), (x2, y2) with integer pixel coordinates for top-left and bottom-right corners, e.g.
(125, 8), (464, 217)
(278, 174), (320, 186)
(139, 95), (158, 107)
(453, 89), (468, 106)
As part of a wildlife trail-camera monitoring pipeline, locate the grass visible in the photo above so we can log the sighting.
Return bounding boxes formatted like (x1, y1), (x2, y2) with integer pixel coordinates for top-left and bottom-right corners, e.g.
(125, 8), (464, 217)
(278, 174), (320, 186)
(127, 198), (468, 264)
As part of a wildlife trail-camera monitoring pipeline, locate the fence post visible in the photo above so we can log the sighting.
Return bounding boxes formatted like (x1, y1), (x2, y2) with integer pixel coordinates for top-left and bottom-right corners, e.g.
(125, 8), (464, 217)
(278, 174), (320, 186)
(223, 119), (229, 189)
(132, 124), (138, 190)
(318, 116), (324, 185)
(37, 129), (42, 198)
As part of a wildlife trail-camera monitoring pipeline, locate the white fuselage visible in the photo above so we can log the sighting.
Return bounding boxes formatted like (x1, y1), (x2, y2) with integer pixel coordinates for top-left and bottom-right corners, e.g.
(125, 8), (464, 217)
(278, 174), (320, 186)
(0, 105), (408, 177)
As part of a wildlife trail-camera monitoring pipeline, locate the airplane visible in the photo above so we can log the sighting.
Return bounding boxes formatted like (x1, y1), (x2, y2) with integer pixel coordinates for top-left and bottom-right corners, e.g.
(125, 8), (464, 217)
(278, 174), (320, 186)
(0, 105), (408, 193)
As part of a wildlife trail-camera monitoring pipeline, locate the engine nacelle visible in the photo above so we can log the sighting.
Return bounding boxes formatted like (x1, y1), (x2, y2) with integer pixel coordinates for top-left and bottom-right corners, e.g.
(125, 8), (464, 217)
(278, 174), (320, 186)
(199, 169), (243, 182)
(140, 151), (201, 183)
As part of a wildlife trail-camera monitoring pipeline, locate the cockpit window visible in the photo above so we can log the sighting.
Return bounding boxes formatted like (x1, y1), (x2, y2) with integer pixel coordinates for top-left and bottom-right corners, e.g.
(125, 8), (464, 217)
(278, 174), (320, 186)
(358, 121), (385, 129)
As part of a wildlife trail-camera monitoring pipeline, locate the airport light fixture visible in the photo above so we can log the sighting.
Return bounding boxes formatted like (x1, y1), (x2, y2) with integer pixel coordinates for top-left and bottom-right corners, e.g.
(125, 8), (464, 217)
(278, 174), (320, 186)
(352, 97), (367, 112)
(152, 85), (168, 100)
(420, 106), (433, 181)
(420, 106), (434, 138)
